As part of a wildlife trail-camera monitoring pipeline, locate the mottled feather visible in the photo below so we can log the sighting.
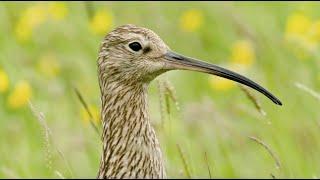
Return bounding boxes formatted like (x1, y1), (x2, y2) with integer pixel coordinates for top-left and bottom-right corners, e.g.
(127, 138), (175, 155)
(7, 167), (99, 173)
(97, 24), (167, 179)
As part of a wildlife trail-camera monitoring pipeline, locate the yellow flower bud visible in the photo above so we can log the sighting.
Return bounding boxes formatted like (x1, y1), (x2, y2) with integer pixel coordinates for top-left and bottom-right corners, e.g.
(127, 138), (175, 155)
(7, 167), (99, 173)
(180, 9), (204, 32)
(37, 54), (61, 78)
(90, 10), (113, 35)
(231, 40), (255, 67)
(285, 13), (311, 38)
(48, 2), (68, 21)
(7, 81), (32, 109)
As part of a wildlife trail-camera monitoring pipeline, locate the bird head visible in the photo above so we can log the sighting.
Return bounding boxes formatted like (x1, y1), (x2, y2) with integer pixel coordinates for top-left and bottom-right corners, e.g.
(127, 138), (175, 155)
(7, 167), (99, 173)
(98, 24), (282, 106)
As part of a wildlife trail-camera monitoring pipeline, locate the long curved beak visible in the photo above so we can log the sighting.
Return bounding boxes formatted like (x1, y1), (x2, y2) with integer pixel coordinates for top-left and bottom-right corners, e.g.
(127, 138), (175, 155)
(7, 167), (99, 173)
(164, 51), (282, 106)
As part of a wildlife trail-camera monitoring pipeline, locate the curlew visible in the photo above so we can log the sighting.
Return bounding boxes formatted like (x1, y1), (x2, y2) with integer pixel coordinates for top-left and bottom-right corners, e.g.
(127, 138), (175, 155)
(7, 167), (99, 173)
(96, 24), (282, 179)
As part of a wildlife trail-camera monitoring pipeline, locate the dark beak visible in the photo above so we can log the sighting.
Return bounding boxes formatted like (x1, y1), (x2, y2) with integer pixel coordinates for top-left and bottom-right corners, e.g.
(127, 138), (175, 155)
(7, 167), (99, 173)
(164, 51), (282, 106)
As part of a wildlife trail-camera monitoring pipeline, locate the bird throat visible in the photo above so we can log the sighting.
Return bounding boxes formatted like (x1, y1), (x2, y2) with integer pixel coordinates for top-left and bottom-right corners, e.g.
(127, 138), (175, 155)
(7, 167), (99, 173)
(97, 75), (166, 178)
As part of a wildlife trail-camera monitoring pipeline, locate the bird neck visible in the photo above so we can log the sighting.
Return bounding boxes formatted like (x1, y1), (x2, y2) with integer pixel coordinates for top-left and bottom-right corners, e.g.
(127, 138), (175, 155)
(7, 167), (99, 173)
(97, 77), (166, 178)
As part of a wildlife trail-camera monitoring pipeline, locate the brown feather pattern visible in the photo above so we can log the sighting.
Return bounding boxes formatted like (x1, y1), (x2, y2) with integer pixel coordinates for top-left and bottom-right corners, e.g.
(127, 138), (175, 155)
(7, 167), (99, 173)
(97, 24), (166, 179)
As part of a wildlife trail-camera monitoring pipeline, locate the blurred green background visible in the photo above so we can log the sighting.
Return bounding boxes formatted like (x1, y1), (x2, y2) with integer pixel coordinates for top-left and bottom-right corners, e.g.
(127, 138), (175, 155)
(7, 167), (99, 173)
(1, 1), (320, 178)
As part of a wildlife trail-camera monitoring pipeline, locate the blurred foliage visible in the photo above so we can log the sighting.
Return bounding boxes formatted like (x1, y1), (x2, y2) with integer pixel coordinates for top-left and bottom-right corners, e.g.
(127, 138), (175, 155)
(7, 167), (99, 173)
(1, 1), (320, 178)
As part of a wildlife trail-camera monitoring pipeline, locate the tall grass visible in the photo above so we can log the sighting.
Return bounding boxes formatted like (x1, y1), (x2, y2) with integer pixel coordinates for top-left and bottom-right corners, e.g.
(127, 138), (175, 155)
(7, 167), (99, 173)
(1, 2), (320, 178)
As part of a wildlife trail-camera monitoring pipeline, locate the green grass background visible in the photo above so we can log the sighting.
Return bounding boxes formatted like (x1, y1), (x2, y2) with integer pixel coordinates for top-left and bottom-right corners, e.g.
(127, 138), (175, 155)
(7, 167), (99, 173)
(1, 1), (320, 178)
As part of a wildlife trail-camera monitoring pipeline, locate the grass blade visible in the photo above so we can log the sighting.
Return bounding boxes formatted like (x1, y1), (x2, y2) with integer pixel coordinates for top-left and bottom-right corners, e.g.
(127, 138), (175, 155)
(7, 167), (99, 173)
(248, 136), (281, 169)
(204, 151), (212, 179)
(55, 170), (65, 179)
(28, 101), (74, 178)
(239, 84), (266, 116)
(84, 1), (94, 20)
(295, 82), (320, 101)
(163, 79), (180, 111)
(176, 144), (191, 178)
(74, 87), (101, 135)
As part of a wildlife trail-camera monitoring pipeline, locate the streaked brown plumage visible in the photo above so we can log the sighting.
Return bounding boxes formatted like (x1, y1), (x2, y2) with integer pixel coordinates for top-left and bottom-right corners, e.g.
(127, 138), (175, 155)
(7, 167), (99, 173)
(96, 24), (282, 179)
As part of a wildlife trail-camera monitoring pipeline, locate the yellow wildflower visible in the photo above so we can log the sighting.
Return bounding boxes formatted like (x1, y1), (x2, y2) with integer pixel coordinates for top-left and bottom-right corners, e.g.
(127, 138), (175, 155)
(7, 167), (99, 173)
(81, 105), (100, 126)
(230, 40), (255, 67)
(284, 13), (320, 59)
(180, 9), (204, 32)
(15, 20), (33, 42)
(209, 76), (235, 91)
(285, 12), (311, 39)
(7, 81), (32, 109)
(48, 2), (68, 21)
(90, 10), (113, 35)
(37, 54), (61, 78)
(0, 69), (9, 93)
(22, 4), (48, 28)
(14, 4), (48, 42)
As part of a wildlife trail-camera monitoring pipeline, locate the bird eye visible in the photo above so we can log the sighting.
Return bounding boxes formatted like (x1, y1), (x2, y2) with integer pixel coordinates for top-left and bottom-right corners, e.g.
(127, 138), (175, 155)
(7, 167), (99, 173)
(128, 42), (142, 52)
